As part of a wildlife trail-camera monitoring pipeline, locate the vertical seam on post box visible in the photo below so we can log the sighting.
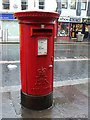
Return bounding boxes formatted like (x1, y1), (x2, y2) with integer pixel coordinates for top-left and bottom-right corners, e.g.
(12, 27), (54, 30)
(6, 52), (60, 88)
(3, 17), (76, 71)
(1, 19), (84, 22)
(25, 25), (28, 94)
(25, 56), (28, 94)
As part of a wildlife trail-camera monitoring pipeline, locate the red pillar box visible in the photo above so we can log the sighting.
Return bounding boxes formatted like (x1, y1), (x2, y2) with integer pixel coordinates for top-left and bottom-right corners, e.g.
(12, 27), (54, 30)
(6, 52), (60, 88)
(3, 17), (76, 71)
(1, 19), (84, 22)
(14, 11), (59, 110)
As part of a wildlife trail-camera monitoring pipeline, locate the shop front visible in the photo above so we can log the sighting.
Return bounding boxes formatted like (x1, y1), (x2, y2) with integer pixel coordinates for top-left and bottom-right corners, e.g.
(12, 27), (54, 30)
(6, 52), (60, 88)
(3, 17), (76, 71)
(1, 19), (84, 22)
(70, 17), (82, 38)
(57, 17), (82, 39)
(57, 17), (70, 39)
(56, 17), (90, 40)
(71, 18), (90, 39)
(0, 13), (19, 42)
(82, 18), (90, 38)
(72, 23), (83, 38)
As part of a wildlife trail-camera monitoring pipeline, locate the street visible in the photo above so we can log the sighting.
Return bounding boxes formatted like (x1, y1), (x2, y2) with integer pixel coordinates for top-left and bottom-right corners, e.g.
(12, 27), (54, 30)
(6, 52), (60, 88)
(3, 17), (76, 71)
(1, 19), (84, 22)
(0, 43), (89, 87)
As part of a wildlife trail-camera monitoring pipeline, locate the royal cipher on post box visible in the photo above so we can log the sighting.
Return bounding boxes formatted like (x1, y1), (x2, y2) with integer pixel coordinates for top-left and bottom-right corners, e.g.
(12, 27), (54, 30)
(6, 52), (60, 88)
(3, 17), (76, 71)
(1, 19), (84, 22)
(14, 11), (59, 110)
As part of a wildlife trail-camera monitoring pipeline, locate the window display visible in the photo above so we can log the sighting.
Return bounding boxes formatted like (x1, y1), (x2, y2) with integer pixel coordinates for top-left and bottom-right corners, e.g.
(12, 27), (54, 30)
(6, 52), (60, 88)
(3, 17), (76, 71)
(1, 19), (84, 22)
(57, 22), (70, 37)
(76, 24), (83, 31)
(85, 25), (89, 32)
(72, 23), (83, 38)
(3, 0), (10, 9)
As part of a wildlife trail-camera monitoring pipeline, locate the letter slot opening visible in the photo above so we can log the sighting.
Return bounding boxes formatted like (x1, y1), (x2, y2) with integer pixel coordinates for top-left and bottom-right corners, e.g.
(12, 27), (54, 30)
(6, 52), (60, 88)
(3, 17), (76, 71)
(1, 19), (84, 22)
(32, 29), (53, 35)
(33, 29), (52, 33)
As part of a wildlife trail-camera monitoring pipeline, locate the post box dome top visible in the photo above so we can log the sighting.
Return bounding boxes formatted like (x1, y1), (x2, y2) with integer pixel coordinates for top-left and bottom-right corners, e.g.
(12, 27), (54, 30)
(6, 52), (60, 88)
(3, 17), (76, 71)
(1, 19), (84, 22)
(14, 11), (60, 24)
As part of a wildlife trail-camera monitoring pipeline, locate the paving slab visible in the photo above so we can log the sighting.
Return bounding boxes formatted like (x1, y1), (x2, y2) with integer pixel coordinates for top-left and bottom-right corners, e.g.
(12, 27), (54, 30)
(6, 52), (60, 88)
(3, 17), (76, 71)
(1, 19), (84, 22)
(74, 83), (88, 96)
(2, 83), (88, 119)
(2, 92), (17, 118)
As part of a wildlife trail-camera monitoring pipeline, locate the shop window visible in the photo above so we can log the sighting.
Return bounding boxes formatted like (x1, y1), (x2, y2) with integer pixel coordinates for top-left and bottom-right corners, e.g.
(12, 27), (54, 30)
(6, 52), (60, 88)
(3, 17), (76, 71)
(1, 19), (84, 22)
(39, 0), (45, 9)
(57, 22), (70, 37)
(2, 0), (10, 10)
(61, 0), (68, 9)
(81, 0), (87, 10)
(70, 0), (76, 9)
(72, 23), (83, 38)
(21, 0), (28, 10)
(85, 25), (89, 32)
(76, 24), (83, 32)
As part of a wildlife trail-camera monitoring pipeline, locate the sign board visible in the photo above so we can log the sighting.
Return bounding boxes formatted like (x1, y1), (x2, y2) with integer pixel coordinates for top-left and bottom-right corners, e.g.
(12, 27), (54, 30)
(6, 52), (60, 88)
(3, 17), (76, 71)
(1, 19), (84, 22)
(58, 17), (70, 22)
(58, 16), (82, 23)
(0, 14), (16, 20)
(82, 18), (90, 24)
(38, 39), (47, 55)
(70, 18), (82, 23)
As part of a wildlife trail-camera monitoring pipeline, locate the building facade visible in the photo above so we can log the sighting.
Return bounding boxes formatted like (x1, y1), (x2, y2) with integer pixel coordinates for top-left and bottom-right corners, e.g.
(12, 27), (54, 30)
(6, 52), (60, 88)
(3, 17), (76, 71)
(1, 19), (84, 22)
(56, 0), (90, 39)
(0, 0), (90, 42)
(0, 0), (57, 42)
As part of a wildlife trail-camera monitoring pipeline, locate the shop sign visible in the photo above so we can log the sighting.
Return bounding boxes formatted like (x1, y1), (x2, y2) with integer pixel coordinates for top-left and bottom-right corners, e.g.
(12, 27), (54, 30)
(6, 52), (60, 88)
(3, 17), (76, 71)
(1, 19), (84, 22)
(70, 18), (82, 23)
(82, 18), (90, 24)
(58, 17), (70, 22)
(58, 17), (82, 23)
(0, 14), (16, 20)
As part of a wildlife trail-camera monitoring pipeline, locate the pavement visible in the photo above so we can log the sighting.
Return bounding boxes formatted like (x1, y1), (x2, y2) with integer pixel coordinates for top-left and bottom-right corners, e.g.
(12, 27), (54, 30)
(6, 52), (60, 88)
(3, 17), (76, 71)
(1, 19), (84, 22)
(1, 80), (88, 119)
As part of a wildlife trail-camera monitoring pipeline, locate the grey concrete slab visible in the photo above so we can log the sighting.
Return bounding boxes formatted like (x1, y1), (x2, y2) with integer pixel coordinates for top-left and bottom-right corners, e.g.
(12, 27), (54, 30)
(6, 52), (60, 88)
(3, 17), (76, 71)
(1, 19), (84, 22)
(54, 85), (88, 118)
(74, 83), (88, 96)
(2, 92), (17, 118)
(2, 83), (88, 118)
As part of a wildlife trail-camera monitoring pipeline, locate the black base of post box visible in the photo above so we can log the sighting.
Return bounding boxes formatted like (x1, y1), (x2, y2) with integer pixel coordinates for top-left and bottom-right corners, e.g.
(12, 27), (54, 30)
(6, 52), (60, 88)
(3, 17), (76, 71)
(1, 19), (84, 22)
(21, 91), (53, 110)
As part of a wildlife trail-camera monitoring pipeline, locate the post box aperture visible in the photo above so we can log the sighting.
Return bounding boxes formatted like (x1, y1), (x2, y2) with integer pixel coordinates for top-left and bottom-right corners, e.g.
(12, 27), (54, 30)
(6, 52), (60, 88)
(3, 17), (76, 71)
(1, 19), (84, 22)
(14, 11), (60, 110)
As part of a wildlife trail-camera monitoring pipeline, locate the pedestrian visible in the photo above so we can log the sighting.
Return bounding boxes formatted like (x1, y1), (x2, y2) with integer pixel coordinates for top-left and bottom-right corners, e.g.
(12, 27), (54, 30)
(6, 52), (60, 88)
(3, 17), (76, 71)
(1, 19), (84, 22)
(87, 25), (90, 40)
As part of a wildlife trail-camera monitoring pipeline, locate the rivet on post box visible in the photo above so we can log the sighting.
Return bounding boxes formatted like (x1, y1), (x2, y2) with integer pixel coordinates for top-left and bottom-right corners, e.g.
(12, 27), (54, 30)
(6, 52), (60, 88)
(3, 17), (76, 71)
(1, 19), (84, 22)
(14, 11), (60, 110)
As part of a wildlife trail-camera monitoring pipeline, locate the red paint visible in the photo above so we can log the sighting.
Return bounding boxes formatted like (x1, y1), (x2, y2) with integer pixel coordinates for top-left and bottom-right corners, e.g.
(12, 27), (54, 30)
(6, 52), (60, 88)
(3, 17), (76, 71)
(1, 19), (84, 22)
(57, 37), (70, 39)
(14, 11), (60, 95)
(54, 19), (57, 38)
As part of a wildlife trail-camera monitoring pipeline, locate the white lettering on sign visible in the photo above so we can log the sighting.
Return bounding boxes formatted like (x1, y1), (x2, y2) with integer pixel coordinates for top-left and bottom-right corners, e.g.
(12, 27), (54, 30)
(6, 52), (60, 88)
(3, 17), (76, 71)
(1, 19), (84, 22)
(38, 39), (47, 55)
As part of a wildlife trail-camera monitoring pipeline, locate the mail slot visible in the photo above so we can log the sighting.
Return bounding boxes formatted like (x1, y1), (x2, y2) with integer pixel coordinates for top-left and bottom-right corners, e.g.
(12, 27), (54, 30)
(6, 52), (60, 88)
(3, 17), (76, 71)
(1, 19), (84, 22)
(14, 11), (60, 110)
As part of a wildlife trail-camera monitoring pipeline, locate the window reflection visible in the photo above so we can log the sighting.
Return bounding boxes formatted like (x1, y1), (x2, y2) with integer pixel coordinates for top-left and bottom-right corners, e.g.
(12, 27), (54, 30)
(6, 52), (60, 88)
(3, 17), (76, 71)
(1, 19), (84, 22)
(2, 0), (10, 10)
(81, 0), (86, 10)
(58, 22), (70, 37)
(61, 0), (68, 9)
(21, 0), (28, 10)
(39, 0), (45, 9)
(70, 0), (76, 9)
